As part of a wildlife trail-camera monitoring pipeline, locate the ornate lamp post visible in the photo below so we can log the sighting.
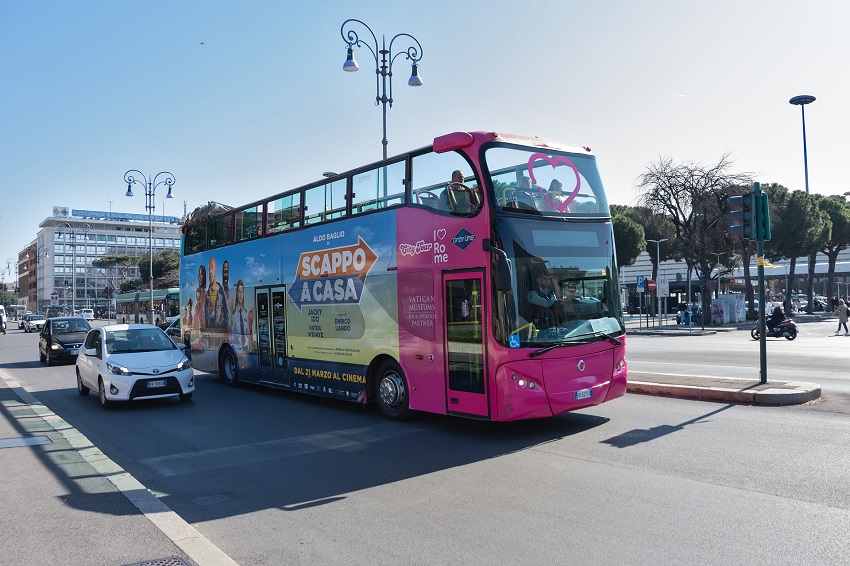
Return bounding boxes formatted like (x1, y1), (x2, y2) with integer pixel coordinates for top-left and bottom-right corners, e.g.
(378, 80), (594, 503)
(6, 258), (19, 306)
(789, 95), (816, 194)
(57, 223), (91, 315)
(124, 170), (175, 325)
(340, 19), (424, 160)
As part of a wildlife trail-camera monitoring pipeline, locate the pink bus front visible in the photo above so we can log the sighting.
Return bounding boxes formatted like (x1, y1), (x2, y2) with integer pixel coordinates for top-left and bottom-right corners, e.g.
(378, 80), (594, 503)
(180, 131), (626, 422)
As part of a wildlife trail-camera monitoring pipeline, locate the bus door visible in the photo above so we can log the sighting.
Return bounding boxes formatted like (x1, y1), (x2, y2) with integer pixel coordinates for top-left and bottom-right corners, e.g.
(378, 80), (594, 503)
(255, 287), (289, 387)
(443, 271), (489, 418)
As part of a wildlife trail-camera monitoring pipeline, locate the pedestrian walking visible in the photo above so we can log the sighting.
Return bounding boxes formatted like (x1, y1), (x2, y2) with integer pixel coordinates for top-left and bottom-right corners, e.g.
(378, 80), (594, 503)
(833, 299), (849, 335)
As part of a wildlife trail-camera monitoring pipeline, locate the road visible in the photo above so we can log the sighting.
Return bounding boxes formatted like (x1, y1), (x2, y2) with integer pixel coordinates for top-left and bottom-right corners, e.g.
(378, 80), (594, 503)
(1, 322), (848, 565)
(626, 315), (850, 399)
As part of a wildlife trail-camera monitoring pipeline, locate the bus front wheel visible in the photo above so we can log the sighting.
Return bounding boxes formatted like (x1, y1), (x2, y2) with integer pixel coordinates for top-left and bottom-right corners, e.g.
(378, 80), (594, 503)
(219, 347), (240, 386)
(375, 360), (410, 420)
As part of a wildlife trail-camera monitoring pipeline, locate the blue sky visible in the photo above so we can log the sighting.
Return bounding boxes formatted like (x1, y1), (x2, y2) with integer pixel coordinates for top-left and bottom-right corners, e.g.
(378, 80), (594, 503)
(1, 1), (847, 280)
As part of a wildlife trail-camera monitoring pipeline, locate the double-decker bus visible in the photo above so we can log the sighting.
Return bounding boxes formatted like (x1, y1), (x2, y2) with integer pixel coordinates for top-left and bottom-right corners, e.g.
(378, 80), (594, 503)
(180, 131), (627, 421)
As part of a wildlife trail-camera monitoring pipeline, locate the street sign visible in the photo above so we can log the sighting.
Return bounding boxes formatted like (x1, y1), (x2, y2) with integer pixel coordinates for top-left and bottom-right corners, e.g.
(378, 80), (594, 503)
(647, 279), (657, 292)
(658, 278), (670, 298)
(567, 284), (577, 294)
(636, 276), (645, 292)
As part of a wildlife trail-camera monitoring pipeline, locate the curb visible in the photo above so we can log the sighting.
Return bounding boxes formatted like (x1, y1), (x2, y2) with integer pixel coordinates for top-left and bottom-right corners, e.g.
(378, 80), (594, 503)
(627, 374), (821, 406)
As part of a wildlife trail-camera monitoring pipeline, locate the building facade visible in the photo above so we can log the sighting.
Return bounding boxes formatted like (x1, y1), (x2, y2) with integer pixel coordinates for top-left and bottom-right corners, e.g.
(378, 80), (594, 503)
(24, 207), (182, 313)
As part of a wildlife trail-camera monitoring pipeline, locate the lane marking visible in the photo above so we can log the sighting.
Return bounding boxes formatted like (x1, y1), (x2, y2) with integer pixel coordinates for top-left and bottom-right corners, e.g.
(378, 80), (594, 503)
(0, 370), (239, 566)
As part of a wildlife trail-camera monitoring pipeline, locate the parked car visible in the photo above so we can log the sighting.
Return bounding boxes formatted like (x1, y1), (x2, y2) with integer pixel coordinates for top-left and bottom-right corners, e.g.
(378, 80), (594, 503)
(75, 324), (194, 407)
(164, 318), (182, 342)
(39, 316), (92, 365)
(24, 314), (47, 333)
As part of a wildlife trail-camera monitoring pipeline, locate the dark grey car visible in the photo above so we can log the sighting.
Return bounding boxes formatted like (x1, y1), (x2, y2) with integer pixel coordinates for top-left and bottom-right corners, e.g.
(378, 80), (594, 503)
(39, 316), (92, 365)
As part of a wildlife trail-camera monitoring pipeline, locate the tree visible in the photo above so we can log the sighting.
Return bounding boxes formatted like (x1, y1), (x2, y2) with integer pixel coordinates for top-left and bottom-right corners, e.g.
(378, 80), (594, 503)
(92, 254), (136, 300)
(762, 185), (829, 311)
(136, 250), (180, 286)
(637, 155), (751, 319)
(611, 206), (646, 268)
(816, 195), (850, 311)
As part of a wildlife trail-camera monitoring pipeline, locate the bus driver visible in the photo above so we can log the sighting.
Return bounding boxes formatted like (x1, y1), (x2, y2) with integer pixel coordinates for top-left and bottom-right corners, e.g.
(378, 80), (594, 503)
(524, 266), (569, 329)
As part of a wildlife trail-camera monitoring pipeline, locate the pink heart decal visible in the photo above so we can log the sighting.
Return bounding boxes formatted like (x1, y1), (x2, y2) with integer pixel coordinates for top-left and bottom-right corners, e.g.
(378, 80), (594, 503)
(527, 153), (581, 211)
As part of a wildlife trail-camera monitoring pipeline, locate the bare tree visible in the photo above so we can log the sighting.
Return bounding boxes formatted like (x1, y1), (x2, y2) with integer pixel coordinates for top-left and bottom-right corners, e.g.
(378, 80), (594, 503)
(637, 155), (751, 319)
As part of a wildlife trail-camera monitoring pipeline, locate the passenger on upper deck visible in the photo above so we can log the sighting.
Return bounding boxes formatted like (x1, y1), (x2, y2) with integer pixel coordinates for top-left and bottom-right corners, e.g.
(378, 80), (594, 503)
(441, 170), (480, 213)
(545, 178), (570, 212)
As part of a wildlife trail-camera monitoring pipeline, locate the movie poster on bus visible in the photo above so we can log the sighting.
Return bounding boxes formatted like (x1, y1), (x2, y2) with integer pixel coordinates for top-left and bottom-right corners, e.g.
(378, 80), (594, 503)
(284, 220), (400, 365)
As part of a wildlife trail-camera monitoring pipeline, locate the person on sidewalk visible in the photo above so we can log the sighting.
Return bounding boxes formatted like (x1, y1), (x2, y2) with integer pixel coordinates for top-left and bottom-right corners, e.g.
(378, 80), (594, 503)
(833, 299), (849, 335)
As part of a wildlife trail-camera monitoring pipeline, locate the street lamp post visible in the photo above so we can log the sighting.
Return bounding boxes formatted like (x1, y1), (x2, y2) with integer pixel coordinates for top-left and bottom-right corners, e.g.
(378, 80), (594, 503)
(36, 245), (48, 311)
(6, 258), (19, 307)
(340, 19), (424, 160)
(646, 239), (668, 326)
(57, 223), (91, 315)
(125, 170), (175, 325)
(789, 95), (816, 194)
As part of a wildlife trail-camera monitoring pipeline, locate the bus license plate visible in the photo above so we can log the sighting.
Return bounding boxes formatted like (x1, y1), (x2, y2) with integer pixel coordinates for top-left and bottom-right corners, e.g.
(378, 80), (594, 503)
(147, 380), (166, 388)
(575, 388), (592, 400)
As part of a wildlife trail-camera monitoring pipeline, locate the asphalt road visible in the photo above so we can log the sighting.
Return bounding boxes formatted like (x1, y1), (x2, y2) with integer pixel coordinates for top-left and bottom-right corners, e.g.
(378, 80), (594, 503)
(626, 315), (850, 400)
(1, 322), (848, 565)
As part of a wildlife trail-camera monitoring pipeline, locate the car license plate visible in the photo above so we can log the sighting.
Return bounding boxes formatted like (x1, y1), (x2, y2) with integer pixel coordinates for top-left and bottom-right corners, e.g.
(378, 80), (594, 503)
(575, 388), (592, 400)
(147, 380), (166, 388)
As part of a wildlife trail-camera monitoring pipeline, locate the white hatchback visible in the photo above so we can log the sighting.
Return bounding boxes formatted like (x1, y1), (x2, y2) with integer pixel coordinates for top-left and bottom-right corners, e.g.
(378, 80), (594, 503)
(80, 308), (94, 320)
(76, 324), (194, 407)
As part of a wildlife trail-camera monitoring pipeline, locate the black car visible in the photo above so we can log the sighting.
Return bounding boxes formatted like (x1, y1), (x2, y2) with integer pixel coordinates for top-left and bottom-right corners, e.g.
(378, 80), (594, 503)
(39, 316), (92, 365)
(164, 318), (182, 341)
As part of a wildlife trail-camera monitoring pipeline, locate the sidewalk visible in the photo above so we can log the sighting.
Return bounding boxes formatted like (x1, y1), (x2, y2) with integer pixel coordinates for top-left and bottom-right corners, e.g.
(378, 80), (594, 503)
(0, 372), (234, 566)
(623, 313), (826, 405)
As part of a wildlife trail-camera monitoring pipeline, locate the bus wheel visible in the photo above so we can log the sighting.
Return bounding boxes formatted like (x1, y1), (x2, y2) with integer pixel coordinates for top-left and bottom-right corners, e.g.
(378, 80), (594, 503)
(375, 360), (410, 420)
(219, 347), (240, 386)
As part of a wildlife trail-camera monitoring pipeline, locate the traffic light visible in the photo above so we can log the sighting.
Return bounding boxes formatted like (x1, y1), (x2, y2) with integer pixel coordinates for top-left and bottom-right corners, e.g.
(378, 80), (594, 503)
(729, 192), (755, 240)
(757, 192), (771, 241)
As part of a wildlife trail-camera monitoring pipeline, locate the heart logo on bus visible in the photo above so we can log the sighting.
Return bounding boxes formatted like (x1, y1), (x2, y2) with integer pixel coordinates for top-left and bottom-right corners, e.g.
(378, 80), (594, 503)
(527, 153), (581, 211)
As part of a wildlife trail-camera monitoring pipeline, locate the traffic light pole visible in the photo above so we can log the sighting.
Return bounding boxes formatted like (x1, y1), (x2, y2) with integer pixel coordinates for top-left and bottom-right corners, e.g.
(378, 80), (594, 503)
(754, 182), (768, 385)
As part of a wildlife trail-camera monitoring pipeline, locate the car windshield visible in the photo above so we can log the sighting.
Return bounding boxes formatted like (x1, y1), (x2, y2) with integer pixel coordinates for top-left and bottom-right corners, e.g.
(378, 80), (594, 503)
(30, 315), (46, 321)
(106, 328), (177, 354)
(52, 319), (91, 333)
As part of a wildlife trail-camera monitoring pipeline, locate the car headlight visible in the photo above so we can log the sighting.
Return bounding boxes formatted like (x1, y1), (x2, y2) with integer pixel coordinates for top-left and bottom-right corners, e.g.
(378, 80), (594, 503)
(107, 362), (132, 376)
(177, 357), (192, 371)
(50, 342), (63, 350)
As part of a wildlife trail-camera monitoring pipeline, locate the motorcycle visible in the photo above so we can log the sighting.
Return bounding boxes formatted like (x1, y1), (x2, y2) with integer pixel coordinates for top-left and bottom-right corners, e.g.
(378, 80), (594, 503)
(751, 319), (797, 340)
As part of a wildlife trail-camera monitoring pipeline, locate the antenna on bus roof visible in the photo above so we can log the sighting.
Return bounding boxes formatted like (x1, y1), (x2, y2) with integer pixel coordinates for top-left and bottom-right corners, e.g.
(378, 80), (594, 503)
(322, 172), (338, 178)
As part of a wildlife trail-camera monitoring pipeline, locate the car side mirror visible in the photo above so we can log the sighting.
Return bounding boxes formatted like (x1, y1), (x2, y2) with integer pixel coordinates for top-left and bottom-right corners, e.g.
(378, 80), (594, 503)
(84, 348), (97, 357)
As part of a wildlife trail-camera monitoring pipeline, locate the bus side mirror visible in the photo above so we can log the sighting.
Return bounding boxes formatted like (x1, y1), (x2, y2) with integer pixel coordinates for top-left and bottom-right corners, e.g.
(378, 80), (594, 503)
(483, 239), (512, 292)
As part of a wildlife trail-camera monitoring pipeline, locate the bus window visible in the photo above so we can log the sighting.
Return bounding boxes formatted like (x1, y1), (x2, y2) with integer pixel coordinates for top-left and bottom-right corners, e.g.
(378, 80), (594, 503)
(208, 215), (231, 248)
(351, 161), (405, 215)
(268, 193), (301, 233)
(186, 224), (206, 254)
(235, 205), (262, 241)
(411, 151), (478, 214)
(305, 180), (347, 225)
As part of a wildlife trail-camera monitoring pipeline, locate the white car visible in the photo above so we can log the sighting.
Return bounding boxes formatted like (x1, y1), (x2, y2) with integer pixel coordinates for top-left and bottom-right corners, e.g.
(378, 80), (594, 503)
(80, 308), (95, 321)
(24, 314), (47, 333)
(75, 324), (194, 408)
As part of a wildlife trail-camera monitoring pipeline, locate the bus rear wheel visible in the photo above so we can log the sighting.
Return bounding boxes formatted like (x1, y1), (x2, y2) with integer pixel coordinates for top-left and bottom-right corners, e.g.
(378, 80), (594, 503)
(219, 347), (240, 386)
(375, 360), (410, 420)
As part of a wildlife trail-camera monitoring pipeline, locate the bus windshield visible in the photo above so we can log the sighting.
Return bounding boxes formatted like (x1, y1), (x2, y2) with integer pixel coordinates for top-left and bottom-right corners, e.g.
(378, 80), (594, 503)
(484, 145), (609, 216)
(482, 142), (623, 348)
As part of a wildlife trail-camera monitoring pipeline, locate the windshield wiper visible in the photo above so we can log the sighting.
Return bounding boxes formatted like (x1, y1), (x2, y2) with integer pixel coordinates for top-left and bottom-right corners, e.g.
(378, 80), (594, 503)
(529, 331), (622, 357)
